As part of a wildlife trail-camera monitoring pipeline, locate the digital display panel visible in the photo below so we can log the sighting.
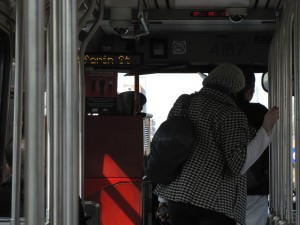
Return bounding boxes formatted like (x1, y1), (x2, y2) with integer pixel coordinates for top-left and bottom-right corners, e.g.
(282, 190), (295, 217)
(78, 53), (142, 67)
(191, 11), (227, 18)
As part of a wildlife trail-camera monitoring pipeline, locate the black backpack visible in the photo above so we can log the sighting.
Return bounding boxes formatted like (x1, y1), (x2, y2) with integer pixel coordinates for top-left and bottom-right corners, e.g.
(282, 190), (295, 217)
(144, 94), (194, 185)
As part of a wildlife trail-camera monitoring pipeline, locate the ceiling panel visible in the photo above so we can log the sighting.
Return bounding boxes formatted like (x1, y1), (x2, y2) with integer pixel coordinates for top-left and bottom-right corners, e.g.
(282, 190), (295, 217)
(148, 20), (275, 32)
(2, 0), (281, 38)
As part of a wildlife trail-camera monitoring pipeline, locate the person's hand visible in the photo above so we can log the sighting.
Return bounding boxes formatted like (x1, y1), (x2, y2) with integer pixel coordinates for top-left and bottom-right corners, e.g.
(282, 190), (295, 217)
(262, 106), (279, 133)
(155, 202), (170, 224)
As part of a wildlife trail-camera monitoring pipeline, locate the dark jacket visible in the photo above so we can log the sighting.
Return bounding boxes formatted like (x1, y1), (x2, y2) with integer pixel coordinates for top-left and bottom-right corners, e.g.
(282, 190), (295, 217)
(154, 86), (251, 225)
(244, 102), (269, 195)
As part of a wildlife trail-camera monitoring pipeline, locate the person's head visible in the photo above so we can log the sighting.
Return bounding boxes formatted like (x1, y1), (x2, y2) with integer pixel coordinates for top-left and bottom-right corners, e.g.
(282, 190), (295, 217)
(202, 63), (245, 94)
(235, 67), (255, 110)
(117, 91), (147, 115)
(240, 67), (255, 102)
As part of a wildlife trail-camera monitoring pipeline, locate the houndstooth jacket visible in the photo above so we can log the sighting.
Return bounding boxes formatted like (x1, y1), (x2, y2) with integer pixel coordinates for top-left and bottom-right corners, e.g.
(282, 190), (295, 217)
(154, 86), (251, 225)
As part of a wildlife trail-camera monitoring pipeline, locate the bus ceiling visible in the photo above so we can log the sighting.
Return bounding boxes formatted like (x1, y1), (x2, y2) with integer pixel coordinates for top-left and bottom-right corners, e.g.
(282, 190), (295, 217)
(76, 0), (280, 71)
(0, 0), (283, 34)
(78, 0), (281, 35)
(0, 0), (282, 71)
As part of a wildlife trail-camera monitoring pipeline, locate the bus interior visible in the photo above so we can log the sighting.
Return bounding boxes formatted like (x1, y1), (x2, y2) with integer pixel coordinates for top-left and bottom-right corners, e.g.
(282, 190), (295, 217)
(0, 0), (299, 225)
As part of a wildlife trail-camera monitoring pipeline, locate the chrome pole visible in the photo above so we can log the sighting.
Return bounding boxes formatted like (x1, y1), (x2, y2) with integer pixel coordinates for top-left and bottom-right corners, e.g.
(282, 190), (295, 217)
(60, 0), (79, 224)
(294, 2), (300, 225)
(270, 3), (299, 224)
(51, 0), (64, 224)
(23, 0), (46, 225)
(285, 12), (294, 224)
(274, 43), (281, 224)
(46, 15), (53, 225)
(11, 0), (24, 224)
(268, 40), (276, 224)
(277, 30), (284, 222)
(275, 31), (282, 224)
(281, 23), (288, 222)
(271, 10), (281, 224)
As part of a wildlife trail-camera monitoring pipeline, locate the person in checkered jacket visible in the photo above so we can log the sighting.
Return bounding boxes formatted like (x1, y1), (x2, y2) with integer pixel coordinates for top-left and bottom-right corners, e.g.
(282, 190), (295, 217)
(154, 63), (279, 225)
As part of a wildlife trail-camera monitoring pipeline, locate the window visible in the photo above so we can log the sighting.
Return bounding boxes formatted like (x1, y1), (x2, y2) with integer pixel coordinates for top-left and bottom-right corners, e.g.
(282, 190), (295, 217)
(118, 73), (202, 135)
(252, 73), (268, 107)
(118, 72), (269, 137)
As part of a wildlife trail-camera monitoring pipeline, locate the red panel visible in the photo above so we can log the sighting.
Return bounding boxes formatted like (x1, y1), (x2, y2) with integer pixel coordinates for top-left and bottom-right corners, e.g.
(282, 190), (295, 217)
(85, 116), (144, 178)
(85, 115), (145, 224)
(85, 178), (142, 225)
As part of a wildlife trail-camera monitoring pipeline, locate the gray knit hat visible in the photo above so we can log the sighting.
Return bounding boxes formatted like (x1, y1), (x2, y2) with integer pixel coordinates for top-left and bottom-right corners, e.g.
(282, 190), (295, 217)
(203, 63), (245, 93)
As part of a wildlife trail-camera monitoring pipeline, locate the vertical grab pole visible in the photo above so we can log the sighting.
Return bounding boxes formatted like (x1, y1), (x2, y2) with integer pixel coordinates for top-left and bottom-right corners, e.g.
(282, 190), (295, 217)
(275, 37), (280, 221)
(23, 0), (46, 225)
(281, 21), (290, 223)
(278, 30), (284, 222)
(60, 0), (79, 224)
(285, 13), (294, 224)
(11, 0), (24, 224)
(273, 30), (283, 224)
(294, 2), (300, 225)
(271, 34), (280, 223)
(274, 32), (281, 224)
(269, 36), (280, 222)
(271, 11), (281, 223)
(78, 0), (97, 200)
(48, 0), (63, 225)
(46, 22), (54, 225)
(50, 0), (64, 224)
(268, 40), (276, 223)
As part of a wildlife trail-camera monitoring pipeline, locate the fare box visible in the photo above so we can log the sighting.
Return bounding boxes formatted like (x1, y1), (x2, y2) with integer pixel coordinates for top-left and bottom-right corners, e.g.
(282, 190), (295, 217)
(85, 70), (118, 114)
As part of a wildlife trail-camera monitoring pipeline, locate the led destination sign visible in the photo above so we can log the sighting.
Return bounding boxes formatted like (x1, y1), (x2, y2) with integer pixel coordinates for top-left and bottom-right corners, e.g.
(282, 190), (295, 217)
(191, 11), (227, 18)
(78, 53), (142, 66)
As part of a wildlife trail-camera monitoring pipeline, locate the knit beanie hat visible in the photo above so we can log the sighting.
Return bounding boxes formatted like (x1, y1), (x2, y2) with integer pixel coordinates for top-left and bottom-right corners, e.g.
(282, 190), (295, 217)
(203, 63), (245, 93)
